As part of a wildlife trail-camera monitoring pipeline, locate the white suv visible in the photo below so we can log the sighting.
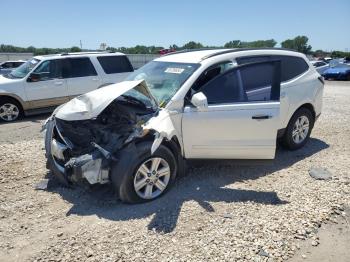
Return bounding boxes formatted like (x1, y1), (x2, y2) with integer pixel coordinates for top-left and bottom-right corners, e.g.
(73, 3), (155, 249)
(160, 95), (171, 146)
(0, 52), (133, 121)
(44, 48), (324, 203)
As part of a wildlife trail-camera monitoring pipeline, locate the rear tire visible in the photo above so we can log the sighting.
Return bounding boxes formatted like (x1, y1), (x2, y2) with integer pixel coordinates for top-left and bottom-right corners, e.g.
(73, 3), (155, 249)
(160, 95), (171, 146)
(0, 98), (23, 122)
(111, 142), (177, 204)
(281, 108), (314, 150)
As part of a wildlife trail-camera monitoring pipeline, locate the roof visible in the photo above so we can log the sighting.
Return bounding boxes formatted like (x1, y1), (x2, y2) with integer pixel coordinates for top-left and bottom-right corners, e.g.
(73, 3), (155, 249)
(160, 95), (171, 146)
(0, 60), (25, 63)
(34, 51), (126, 60)
(155, 49), (231, 63)
(155, 48), (302, 63)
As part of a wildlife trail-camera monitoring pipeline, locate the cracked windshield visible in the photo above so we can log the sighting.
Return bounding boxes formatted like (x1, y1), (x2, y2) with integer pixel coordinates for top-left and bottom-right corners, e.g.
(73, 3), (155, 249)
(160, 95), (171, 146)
(126, 61), (199, 106)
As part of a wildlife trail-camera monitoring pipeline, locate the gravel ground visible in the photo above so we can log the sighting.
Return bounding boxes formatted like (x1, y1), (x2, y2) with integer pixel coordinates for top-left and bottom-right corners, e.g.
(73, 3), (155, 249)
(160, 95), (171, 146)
(0, 81), (349, 262)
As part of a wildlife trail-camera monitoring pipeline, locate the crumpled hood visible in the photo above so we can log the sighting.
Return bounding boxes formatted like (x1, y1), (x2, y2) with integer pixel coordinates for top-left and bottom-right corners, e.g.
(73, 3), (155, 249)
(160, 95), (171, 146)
(55, 80), (155, 121)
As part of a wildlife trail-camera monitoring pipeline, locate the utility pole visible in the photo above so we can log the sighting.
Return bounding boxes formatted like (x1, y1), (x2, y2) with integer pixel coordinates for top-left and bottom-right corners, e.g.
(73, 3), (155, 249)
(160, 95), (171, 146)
(80, 40), (82, 50)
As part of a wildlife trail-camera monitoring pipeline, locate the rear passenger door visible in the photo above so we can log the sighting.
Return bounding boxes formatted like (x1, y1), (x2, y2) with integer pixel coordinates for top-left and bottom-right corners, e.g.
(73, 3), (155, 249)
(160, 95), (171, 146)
(236, 55), (310, 129)
(65, 57), (102, 97)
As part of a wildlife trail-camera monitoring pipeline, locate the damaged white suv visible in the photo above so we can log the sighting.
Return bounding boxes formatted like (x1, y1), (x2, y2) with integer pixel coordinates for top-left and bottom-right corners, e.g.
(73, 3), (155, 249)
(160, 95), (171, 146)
(44, 48), (324, 203)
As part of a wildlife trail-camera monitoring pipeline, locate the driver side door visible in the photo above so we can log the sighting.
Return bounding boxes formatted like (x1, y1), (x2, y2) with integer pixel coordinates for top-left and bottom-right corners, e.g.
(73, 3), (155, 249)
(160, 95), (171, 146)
(25, 59), (69, 108)
(182, 60), (281, 159)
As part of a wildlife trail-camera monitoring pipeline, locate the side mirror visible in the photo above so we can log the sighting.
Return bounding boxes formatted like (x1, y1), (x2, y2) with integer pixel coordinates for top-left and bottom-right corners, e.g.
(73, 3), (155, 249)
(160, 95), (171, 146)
(27, 73), (41, 82)
(191, 92), (208, 110)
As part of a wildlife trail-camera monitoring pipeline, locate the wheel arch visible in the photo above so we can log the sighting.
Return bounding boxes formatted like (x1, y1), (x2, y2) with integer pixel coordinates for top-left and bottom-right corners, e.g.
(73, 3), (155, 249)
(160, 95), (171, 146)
(0, 94), (25, 112)
(295, 103), (316, 121)
(279, 103), (316, 139)
(134, 133), (185, 177)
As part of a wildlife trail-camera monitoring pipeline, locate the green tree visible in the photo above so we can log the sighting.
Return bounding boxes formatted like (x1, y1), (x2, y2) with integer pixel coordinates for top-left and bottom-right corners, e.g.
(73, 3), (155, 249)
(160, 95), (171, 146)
(281, 36), (312, 54)
(169, 44), (179, 50)
(224, 40), (241, 48)
(70, 46), (82, 52)
(182, 41), (204, 49)
(224, 39), (276, 48)
(330, 51), (350, 58)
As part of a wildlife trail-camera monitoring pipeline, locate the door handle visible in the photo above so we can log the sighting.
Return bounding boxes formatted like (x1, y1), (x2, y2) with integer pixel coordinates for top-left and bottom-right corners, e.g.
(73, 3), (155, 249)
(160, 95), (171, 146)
(92, 78), (99, 81)
(54, 81), (63, 85)
(252, 115), (272, 120)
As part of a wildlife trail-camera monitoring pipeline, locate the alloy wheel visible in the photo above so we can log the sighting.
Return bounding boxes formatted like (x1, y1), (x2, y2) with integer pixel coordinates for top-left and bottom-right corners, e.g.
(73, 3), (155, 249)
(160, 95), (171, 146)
(0, 103), (20, 122)
(133, 157), (171, 200)
(292, 115), (310, 144)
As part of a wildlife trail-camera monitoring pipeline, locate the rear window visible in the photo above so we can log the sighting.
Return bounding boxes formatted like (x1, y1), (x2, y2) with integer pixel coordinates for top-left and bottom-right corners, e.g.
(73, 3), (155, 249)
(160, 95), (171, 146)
(13, 62), (23, 67)
(97, 55), (133, 74)
(236, 55), (309, 82)
(1, 62), (13, 68)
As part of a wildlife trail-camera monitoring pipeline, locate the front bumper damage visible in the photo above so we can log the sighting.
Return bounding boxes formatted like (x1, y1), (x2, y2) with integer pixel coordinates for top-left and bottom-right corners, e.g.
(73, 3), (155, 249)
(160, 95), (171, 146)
(43, 80), (178, 186)
(49, 134), (110, 184)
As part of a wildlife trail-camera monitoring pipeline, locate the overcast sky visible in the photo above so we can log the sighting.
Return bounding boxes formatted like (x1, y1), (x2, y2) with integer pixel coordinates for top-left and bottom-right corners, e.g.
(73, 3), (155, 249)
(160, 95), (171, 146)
(2, 0), (349, 51)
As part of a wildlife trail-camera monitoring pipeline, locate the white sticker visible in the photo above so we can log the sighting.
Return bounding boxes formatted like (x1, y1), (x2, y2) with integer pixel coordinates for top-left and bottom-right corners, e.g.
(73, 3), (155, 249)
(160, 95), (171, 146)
(165, 67), (185, 74)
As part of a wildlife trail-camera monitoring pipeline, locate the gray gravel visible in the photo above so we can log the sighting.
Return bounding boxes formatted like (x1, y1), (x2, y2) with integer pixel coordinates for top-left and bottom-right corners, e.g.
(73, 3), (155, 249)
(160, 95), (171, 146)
(0, 81), (349, 262)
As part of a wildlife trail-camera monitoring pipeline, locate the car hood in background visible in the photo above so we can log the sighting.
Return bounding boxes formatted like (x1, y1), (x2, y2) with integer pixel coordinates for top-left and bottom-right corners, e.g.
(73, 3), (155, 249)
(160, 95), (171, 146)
(323, 66), (350, 75)
(55, 80), (157, 121)
(0, 74), (21, 84)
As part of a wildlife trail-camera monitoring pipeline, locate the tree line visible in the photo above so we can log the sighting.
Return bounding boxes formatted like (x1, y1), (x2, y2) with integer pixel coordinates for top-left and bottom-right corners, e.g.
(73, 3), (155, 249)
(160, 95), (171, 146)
(1, 36), (349, 58)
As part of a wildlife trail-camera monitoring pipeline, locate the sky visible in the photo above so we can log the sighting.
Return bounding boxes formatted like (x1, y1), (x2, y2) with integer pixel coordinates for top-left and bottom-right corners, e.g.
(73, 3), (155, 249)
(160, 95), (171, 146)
(2, 0), (349, 51)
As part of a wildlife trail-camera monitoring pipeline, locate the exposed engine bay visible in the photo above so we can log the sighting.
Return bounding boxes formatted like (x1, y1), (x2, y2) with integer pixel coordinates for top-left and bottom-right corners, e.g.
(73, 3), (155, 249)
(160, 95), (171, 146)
(44, 80), (177, 186)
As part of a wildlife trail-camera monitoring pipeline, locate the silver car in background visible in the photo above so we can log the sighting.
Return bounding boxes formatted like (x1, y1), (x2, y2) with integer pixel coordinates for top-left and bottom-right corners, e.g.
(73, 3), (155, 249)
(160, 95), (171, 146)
(0, 60), (25, 75)
(310, 60), (329, 75)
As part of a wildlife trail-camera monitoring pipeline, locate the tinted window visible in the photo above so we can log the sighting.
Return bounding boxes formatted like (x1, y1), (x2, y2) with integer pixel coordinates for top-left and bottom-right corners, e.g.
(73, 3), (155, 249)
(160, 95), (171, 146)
(97, 56), (133, 74)
(66, 58), (97, 78)
(191, 61), (235, 93)
(198, 62), (280, 104)
(2, 62), (13, 68)
(13, 62), (24, 67)
(315, 62), (326, 67)
(199, 70), (244, 104)
(240, 63), (277, 102)
(236, 55), (308, 82)
(33, 59), (63, 80)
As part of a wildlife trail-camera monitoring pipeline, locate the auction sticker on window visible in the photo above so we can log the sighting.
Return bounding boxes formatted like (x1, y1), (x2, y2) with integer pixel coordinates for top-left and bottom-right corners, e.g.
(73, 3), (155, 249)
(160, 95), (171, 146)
(165, 67), (185, 74)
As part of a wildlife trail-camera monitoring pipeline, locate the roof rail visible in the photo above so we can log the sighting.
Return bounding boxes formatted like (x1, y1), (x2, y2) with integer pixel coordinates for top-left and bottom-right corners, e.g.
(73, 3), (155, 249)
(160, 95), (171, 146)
(200, 47), (299, 61)
(60, 51), (110, 56)
(161, 48), (222, 57)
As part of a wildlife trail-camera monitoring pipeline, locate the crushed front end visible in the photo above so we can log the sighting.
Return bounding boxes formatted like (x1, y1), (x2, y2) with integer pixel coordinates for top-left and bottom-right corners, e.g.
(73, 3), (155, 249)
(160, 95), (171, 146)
(44, 80), (161, 186)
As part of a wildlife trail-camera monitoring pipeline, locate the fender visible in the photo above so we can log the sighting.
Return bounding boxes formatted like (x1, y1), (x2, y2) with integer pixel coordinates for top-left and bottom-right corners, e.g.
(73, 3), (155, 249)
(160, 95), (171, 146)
(0, 91), (30, 110)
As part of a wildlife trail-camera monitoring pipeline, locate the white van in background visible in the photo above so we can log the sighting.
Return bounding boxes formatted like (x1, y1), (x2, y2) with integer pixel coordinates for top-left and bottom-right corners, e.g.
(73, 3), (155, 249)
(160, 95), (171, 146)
(0, 52), (133, 121)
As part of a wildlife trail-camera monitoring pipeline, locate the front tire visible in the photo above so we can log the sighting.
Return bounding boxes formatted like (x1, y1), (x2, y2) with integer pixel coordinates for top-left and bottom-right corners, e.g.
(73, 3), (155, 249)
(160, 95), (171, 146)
(281, 108), (314, 150)
(111, 142), (177, 204)
(0, 98), (23, 122)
